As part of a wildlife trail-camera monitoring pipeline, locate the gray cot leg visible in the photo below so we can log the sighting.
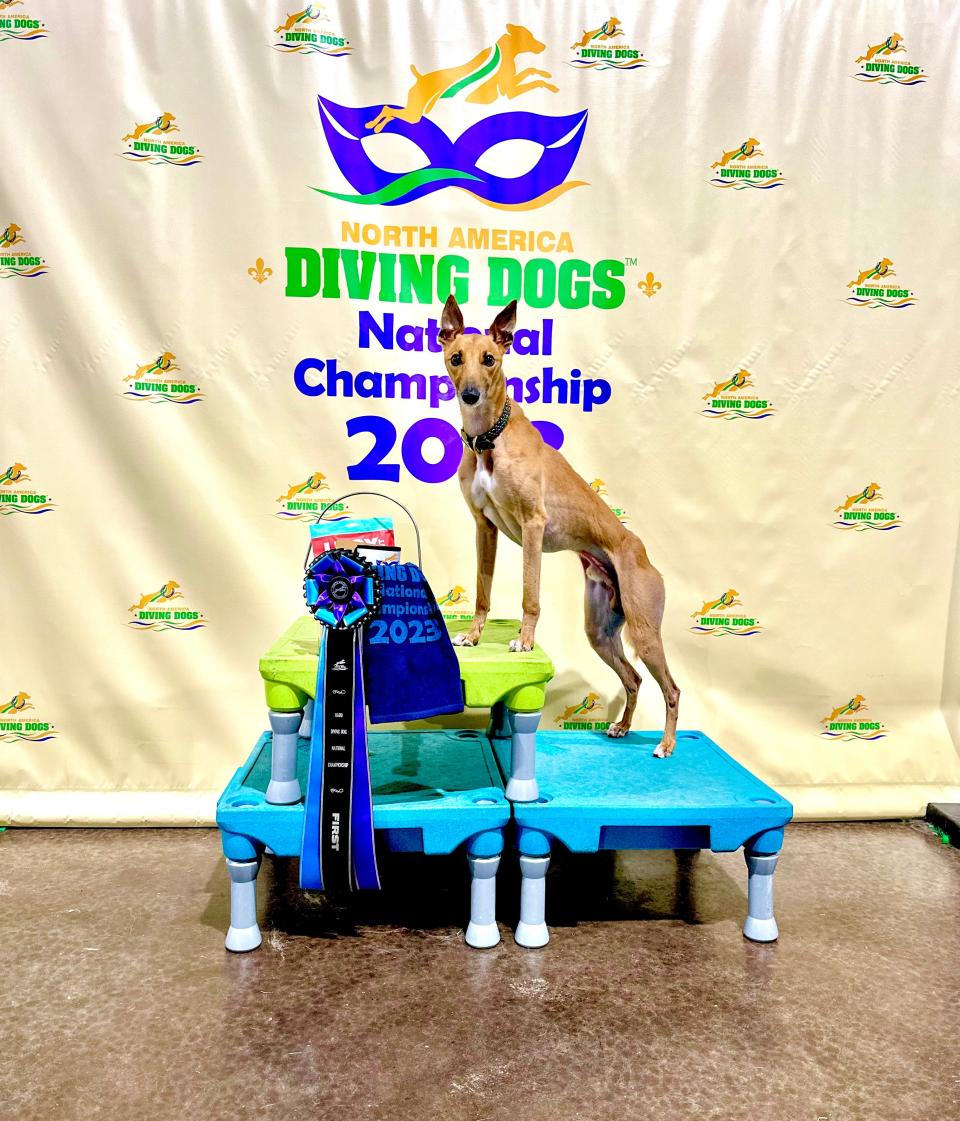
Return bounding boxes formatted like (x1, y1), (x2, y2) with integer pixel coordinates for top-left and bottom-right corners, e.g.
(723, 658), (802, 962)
(225, 857), (262, 952)
(299, 698), (314, 738)
(515, 853), (550, 948)
(505, 710), (540, 802)
(465, 854), (501, 948)
(266, 709), (302, 805)
(486, 700), (511, 740)
(743, 851), (780, 942)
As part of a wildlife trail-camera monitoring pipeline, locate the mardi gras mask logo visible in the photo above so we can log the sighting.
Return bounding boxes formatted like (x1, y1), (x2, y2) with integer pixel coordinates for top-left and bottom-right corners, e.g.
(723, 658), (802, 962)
(311, 24), (588, 209)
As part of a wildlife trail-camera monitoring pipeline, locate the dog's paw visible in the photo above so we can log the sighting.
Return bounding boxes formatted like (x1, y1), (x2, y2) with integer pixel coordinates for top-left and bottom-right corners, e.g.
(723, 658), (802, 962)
(652, 741), (674, 759)
(508, 638), (533, 653)
(606, 722), (629, 739)
(453, 633), (479, 647)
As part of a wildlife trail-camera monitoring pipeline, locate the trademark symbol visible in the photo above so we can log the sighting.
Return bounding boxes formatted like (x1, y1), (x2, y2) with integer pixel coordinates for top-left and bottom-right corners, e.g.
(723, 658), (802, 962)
(624, 256), (638, 267)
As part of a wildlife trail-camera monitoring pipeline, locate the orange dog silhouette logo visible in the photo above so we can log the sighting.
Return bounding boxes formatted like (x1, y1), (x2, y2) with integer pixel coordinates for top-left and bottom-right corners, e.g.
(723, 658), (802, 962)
(122, 112), (178, 142)
(856, 34), (904, 63)
(555, 692), (605, 727)
(832, 483), (902, 532)
(1, 222), (24, 248)
(571, 18), (623, 49)
(853, 33), (925, 86)
(820, 695), (886, 741)
(121, 113), (203, 167)
(127, 581), (207, 632)
(568, 16), (644, 71)
(0, 691), (57, 742)
(690, 589), (762, 637)
(272, 4), (350, 57)
(0, 461), (54, 515)
(1, 461), (29, 485)
(1, 691), (33, 715)
(277, 472), (328, 503)
(365, 24), (558, 135)
(711, 138), (762, 169)
(129, 581), (183, 614)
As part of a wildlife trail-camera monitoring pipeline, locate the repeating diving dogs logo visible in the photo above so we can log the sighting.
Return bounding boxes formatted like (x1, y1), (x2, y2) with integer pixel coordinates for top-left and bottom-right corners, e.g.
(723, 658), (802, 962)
(845, 258), (915, 308)
(121, 352), (203, 405)
(313, 24), (588, 209)
(554, 692), (608, 729)
(273, 471), (351, 522)
(832, 482), (902, 532)
(127, 581), (207, 631)
(272, 4), (351, 57)
(0, 461), (54, 515)
(853, 34), (924, 86)
(568, 16), (646, 71)
(709, 138), (785, 189)
(0, 1), (48, 43)
(700, 369), (775, 420)
(0, 691), (58, 743)
(690, 588), (762, 637)
(0, 222), (49, 278)
(820, 695), (886, 741)
(120, 112), (204, 167)
(437, 584), (473, 621)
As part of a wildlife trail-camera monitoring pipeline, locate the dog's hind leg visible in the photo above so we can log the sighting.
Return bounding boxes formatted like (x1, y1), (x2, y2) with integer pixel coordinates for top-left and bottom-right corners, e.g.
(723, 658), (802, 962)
(615, 553), (680, 757)
(631, 621), (680, 758)
(583, 566), (640, 738)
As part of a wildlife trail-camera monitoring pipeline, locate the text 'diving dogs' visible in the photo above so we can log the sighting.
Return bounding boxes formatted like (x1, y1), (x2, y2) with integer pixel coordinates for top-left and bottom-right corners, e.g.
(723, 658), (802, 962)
(440, 296), (680, 757)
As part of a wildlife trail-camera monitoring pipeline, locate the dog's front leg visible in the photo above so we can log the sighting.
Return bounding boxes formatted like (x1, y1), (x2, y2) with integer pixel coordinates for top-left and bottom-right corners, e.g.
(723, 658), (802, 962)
(511, 517), (544, 652)
(454, 514), (498, 648)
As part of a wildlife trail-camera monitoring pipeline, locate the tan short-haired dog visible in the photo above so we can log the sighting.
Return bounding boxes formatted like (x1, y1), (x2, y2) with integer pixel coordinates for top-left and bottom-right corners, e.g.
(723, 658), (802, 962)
(440, 296), (680, 757)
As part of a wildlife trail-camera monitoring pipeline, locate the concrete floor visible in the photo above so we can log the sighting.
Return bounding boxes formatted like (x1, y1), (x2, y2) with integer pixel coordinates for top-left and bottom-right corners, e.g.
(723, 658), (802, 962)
(2, 822), (958, 1121)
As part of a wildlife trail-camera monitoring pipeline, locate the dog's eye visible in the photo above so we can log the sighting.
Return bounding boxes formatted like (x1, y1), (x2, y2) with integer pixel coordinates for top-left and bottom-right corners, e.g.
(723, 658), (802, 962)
(482, 353), (494, 367)
(451, 352), (462, 367)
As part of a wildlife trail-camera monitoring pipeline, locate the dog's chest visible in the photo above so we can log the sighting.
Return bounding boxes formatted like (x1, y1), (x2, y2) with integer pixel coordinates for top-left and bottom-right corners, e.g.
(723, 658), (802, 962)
(467, 455), (521, 542)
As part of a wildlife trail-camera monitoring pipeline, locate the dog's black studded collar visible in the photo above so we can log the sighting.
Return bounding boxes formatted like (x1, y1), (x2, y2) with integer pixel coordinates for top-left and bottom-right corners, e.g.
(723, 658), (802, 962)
(462, 401), (511, 453)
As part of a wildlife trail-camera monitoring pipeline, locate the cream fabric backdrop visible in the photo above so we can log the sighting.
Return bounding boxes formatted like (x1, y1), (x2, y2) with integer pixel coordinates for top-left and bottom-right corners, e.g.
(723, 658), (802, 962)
(3, 0), (960, 823)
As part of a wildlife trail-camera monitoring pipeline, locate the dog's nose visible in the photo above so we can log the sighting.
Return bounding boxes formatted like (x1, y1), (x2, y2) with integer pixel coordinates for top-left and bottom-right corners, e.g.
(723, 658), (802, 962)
(461, 387), (481, 405)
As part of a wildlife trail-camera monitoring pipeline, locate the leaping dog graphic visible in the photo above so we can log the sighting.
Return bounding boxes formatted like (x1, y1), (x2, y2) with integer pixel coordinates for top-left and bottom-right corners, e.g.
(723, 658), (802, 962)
(122, 113), (179, 143)
(124, 352), (180, 382)
(835, 484), (882, 513)
(555, 693), (603, 724)
(821, 695), (867, 724)
(129, 581), (183, 613)
(571, 18), (623, 49)
(365, 24), (558, 134)
(703, 371), (753, 400)
(437, 585), (468, 606)
(1, 462), (29, 485)
(1, 223), (24, 249)
(691, 590), (742, 618)
(275, 5), (326, 34)
(277, 472), (328, 503)
(1, 692), (33, 715)
(856, 34), (904, 63)
(847, 259), (895, 288)
(711, 139), (762, 169)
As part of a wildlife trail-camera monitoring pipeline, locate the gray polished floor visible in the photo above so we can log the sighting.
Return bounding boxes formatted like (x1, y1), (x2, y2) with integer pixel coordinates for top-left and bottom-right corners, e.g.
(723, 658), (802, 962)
(3, 822), (958, 1120)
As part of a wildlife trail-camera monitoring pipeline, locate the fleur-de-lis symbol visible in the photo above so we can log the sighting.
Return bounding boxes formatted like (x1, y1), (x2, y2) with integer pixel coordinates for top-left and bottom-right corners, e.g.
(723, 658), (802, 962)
(248, 257), (272, 285)
(638, 271), (662, 298)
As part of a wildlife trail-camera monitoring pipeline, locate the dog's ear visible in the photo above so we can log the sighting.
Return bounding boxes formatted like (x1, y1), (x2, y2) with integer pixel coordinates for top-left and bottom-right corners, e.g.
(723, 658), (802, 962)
(489, 300), (517, 352)
(439, 295), (464, 344)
